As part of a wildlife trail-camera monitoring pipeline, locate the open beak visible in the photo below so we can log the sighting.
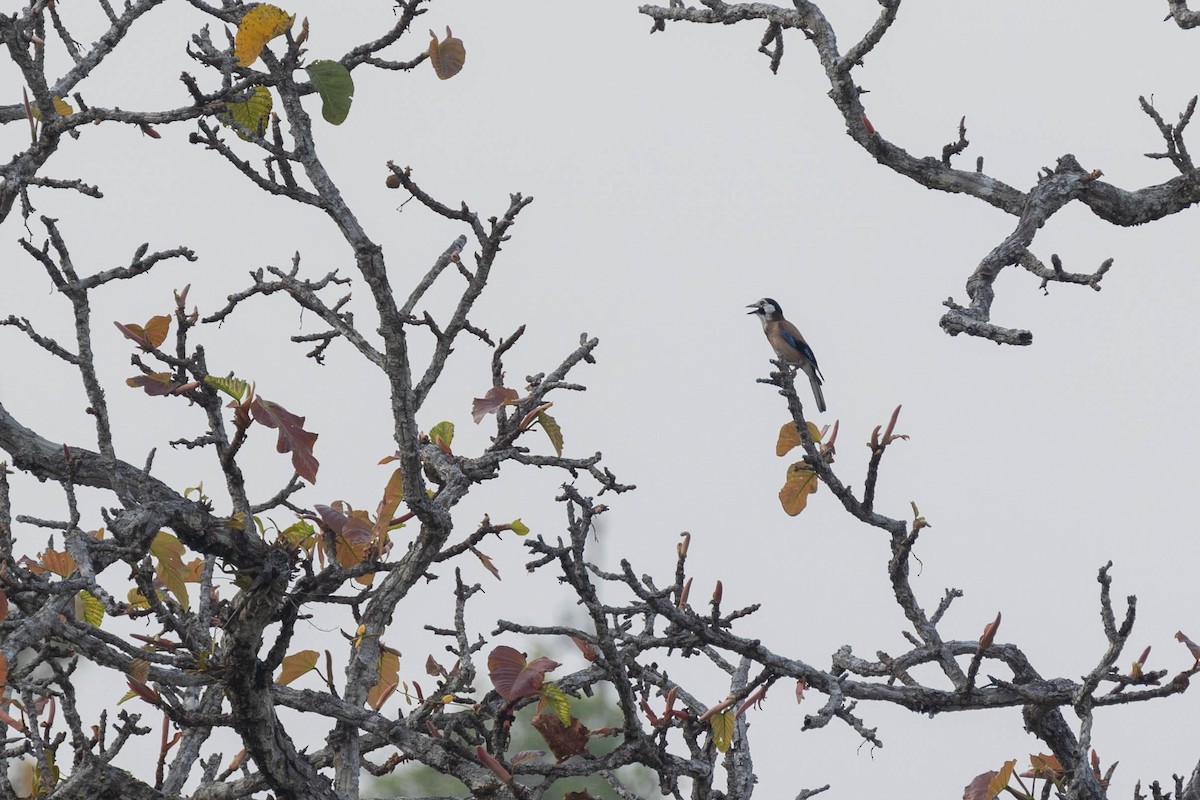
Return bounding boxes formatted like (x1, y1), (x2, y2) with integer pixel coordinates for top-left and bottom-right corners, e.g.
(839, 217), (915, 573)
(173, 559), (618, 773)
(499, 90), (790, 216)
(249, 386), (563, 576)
(746, 304), (760, 314)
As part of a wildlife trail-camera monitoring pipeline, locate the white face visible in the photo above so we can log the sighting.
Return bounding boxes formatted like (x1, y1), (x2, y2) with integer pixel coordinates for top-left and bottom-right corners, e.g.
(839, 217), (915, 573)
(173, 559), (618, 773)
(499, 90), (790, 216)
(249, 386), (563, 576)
(756, 299), (777, 316)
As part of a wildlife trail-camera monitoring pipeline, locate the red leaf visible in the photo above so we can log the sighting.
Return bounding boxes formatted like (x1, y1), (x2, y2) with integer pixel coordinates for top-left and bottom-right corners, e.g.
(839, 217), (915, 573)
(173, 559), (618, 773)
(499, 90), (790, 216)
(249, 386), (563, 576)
(471, 386), (518, 424)
(126, 373), (185, 396)
(570, 636), (597, 662)
(487, 645), (560, 702)
(250, 397), (319, 483)
(476, 746), (512, 786)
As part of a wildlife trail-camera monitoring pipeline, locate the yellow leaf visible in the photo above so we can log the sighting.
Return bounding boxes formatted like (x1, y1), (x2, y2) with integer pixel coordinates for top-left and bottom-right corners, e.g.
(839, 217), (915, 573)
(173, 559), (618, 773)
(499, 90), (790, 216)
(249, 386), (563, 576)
(221, 85), (273, 140)
(76, 590), (104, 627)
(537, 411), (563, 456)
(235, 4), (295, 67)
(710, 711), (734, 753)
(277, 649), (319, 685)
(428, 27), (466, 80)
(988, 759), (1017, 797)
(778, 462), (818, 516)
(541, 682), (571, 726)
(126, 587), (152, 609)
(29, 96), (73, 120)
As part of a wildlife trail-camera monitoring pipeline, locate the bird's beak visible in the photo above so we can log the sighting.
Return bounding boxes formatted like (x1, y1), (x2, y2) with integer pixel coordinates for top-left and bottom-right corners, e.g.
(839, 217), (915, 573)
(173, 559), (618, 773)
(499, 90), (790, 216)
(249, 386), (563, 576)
(746, 304), (759, 314)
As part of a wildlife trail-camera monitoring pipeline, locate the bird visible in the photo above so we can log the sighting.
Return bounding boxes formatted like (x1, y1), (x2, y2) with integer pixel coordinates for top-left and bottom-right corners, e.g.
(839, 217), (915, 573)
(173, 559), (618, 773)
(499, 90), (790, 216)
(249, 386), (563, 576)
(747, 297), (826, 413)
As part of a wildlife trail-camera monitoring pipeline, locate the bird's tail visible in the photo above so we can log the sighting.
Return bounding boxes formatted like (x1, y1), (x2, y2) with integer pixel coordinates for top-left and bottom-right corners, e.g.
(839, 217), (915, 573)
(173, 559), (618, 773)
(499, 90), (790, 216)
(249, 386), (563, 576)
(807, 370), (826, 414)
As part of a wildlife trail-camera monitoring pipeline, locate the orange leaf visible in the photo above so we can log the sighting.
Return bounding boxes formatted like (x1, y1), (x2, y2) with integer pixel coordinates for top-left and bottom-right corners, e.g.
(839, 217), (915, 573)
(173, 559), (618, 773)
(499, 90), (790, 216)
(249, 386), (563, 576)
(40, 547), (77, 577)
(778, 461), (818, 516)
(978, 612), (1001, 650)
(114, 315), (170, 350)
(368, 646), (401, 710)
(277, 650), (319, 685)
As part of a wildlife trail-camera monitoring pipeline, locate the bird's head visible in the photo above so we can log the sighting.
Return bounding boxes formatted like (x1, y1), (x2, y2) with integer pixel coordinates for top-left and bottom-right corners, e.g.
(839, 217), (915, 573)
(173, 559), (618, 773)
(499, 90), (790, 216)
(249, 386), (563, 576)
(746, 298), (782, 320)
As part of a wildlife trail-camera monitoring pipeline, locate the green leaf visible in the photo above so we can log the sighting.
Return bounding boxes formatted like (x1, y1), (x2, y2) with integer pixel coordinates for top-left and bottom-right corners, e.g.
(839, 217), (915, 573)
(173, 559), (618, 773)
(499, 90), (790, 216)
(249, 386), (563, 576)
(510, 519), (529, 536)
(221, 85), (273, 140)
(278, 520), (317, 552)
(306, 60), (354, 125)
(430, 420), (455, 450)
(541, 682), (571, 726)
(710, 711), (734, 753)
(204, 375), (250, 402)
(537, 411), (563, 456)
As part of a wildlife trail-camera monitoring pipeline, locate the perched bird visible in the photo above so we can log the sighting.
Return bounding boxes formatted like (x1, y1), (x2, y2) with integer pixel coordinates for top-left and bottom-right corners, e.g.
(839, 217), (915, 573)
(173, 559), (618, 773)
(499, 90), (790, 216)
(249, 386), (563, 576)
(747, 297), (826, 413)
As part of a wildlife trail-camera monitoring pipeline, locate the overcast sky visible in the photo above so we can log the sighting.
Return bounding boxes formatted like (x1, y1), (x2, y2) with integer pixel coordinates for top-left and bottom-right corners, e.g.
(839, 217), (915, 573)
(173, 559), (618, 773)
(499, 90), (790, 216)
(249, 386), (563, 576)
(4, 1), (1200, 797)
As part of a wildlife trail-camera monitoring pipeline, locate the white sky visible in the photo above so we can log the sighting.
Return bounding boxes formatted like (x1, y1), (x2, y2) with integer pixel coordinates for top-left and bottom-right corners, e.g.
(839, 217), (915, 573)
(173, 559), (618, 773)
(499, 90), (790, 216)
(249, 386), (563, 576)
(3, 1), (1200, 798)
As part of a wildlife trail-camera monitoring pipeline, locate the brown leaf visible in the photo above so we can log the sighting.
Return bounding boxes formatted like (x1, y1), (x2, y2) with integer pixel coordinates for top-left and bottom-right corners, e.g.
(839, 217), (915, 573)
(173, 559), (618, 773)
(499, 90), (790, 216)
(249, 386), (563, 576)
(470, 546), (500, 580)
(531, 712), (589, 762)
(1176, 631), (1200, 666)
(1022, 753), (1064, 780)
(472, 386), (518, 424)
(962, 771), (998, 800)
(250, 397), (319, 483)
(0, 591), (7, 624)
(428, 26), (466, 80)
(425, 654), (447, 678)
